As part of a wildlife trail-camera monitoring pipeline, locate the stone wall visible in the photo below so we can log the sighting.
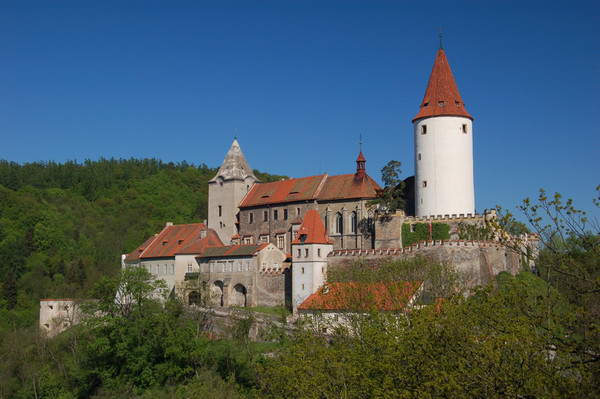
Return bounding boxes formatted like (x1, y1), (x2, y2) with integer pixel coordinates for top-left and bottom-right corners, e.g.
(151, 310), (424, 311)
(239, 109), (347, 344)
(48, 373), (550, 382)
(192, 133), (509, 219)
(374, 209), (498, 249)
(329, 238), (535, 287)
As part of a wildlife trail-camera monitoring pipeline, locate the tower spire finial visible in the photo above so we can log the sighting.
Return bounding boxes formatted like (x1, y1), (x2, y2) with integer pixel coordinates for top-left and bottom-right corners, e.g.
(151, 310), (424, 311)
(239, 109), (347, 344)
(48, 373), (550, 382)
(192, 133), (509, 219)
(359, 134), (363, 151)
(438, 28), (443, 50)
(234, 127), (238, 141)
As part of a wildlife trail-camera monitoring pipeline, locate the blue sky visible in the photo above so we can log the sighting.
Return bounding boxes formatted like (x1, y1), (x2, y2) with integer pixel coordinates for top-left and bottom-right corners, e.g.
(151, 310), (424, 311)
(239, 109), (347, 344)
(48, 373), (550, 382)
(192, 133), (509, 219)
(1, 1), (599, 222)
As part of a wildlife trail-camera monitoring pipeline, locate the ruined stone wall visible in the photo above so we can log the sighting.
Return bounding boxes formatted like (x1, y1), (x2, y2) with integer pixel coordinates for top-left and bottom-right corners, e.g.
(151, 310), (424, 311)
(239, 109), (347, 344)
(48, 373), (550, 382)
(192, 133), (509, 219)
(255, 264), (292, 307)
(374, 209), (498, 249)
(329, 238), (533, 287)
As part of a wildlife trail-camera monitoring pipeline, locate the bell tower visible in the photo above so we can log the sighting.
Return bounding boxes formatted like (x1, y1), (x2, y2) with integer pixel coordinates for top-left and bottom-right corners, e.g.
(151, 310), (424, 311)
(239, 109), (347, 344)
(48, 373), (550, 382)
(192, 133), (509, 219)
(412, 37), (475, 217)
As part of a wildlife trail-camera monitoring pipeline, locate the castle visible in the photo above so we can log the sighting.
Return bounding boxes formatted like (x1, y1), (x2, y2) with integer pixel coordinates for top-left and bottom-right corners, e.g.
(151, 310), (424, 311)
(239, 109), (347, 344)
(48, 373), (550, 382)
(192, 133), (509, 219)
(116, 41), (533, 314)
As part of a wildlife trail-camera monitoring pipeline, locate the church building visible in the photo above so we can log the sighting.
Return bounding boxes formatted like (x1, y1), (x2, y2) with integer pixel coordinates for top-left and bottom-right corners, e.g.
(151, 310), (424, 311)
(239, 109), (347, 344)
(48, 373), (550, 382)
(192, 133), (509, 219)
(209, 140), (381, 253)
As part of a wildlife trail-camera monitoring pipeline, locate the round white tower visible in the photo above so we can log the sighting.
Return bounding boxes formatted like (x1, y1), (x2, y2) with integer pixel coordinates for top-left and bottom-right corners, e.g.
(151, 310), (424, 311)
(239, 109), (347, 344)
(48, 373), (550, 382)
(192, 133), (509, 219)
(413, 41), (475, 217)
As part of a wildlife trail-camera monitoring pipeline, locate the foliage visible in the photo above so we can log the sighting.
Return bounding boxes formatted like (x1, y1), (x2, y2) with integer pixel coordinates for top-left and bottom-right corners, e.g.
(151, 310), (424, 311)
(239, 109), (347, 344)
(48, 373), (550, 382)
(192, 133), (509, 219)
(367, 160), (405, 214)
(0, 158), (285, 397)
(258, 271), (597, 398)
(401, 222), (450, 247)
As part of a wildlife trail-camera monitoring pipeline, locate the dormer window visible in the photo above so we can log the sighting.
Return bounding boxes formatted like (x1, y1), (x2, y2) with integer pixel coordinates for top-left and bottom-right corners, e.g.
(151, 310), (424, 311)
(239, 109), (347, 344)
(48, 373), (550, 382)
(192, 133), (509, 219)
(438, 101), (445, 107)
(423, 102), (429, 107)
(455, 101), (460, 107)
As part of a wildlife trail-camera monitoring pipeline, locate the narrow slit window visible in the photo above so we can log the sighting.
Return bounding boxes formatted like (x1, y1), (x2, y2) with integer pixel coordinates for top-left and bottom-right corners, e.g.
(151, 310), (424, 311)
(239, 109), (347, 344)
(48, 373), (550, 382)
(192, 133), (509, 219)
(421, 125), (427, 135)
(462, 124), (468, 134)
(422, 180), (427, 188)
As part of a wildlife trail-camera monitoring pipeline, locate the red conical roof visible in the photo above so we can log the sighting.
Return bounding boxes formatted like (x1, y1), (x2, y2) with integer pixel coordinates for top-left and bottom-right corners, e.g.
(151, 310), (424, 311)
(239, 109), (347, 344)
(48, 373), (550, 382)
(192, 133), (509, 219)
(291, 209), (333, 245)
(413, 49), (472, 122)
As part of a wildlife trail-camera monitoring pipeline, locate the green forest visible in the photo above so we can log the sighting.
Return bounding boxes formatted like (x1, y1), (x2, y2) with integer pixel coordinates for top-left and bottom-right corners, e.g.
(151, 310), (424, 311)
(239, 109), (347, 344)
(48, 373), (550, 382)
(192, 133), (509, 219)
(0, 160), (599, 398)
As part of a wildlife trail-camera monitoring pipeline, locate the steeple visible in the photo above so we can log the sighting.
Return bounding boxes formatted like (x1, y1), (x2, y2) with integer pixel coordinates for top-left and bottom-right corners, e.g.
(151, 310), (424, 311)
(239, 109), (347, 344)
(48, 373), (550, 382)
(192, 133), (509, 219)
(355, 138), (366, 178)
(209, 139), (257, 183)
(412, 48), (473, 122)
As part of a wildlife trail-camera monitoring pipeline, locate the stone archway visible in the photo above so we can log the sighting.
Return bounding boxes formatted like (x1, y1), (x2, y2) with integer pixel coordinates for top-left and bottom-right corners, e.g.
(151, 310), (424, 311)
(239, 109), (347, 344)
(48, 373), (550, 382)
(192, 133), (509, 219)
(188, 291), (201, 306)
(231, 283), (247, 307)
(211, 281), (224, 306)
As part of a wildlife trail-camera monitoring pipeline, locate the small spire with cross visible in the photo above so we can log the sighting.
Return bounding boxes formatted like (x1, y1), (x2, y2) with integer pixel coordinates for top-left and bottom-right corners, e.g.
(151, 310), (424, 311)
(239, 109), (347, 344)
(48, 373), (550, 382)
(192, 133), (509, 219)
(234, 128), (238, 141)
(438, 28), (443, 50)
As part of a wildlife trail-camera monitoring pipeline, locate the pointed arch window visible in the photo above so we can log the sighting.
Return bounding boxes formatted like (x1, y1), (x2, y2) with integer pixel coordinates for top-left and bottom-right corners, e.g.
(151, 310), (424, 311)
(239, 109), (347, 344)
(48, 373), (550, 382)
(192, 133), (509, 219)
(350, 212), (357, 234)
(335, 213), (343, 235)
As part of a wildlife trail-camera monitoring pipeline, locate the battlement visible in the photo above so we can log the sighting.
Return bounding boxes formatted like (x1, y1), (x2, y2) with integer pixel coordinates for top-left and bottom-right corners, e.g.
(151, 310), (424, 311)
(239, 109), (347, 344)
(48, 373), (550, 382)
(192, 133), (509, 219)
(259, 264), (290, 275)
(328, 238), (514, 258)
(402, 209), (497, 224)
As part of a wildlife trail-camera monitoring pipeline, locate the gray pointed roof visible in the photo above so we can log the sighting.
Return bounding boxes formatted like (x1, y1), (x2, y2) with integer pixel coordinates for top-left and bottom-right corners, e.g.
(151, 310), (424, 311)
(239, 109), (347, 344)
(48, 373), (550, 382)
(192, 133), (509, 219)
(209, 139), (259, 182)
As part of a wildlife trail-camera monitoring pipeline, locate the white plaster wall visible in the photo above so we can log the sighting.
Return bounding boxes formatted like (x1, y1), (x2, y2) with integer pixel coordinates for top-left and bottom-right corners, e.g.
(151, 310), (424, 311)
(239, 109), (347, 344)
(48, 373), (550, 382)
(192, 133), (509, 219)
(140, 258), (176, 295)
(414, 116), (475, 217)
(291, 243), (332, 310)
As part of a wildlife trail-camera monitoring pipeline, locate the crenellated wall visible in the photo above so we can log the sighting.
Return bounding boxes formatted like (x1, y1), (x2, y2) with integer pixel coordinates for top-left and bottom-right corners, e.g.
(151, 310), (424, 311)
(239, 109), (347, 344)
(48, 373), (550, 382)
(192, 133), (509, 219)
(329, 235), (538, 287)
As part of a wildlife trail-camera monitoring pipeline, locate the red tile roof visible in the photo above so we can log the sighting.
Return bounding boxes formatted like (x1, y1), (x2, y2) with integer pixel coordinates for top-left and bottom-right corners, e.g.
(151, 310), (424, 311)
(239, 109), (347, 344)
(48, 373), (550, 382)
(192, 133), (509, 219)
(125, 235), (159, 261)
(126, 223), (212, 259)
(198, 243), (270, 258)
(413, 49), (472, 122)
(298, 281), (421, 312)
(317, 173), (380, 201)
(239, 175), (325, 207)
(239, 172), (380, 208)
(291, 209), (333, 245)
(176, 229), (223, 255)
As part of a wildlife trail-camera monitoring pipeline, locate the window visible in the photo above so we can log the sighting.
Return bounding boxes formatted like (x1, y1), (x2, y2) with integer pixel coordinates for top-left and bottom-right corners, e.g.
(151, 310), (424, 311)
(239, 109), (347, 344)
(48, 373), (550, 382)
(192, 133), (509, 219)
(438, 100), (445, 106)
(210, 263), (215, 272)
(304, 248), (309, 258)
(246, 261), (250, 271)
(297, 249), (301, 257)
(260, 235), (269, 243)
(410, 223), (416, 232)
(277, 234), (285, 250)
(422, 180), (427, 188)
(301, 284), (305, 290)
(283, 209), (288, 220)
(229, 262), (233, 272)
(301, 267), (305, 274)
(418, 153), (422, 160)
(249, 213), (254, 224)
(317, 248), (321, 257)
(421, 125), (427, 134)
(423, 102), (429, 107)
(335, 213), (343, 234)
(455, 101), (460, 107)
(187, 262), (192, 273)
(462, 124), (468, 134)
(218, 205), (222, 217)
(296, 207), (300, 216)
(263, 211), (268, 222)
(274, 210), (278, 220)
(350, 212), (357, 234)
(244, 236), (252, 244)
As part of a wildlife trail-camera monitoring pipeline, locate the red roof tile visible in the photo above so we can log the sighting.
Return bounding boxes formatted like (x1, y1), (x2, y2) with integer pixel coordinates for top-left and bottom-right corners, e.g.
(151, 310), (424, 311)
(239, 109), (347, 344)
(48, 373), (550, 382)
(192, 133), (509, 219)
(239, 172), (380, 208)
(291, 209), (333, 245)
(130, 223), (208, 259)
(316, 173), (380, 201)
(239, 175), (325, 207)
(125, 235), (159, 261)
(413, 49), (472, 122)
(176, 229), (223, 255)
(298, 281), (422, 312)
(198, 243), (270, 258)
